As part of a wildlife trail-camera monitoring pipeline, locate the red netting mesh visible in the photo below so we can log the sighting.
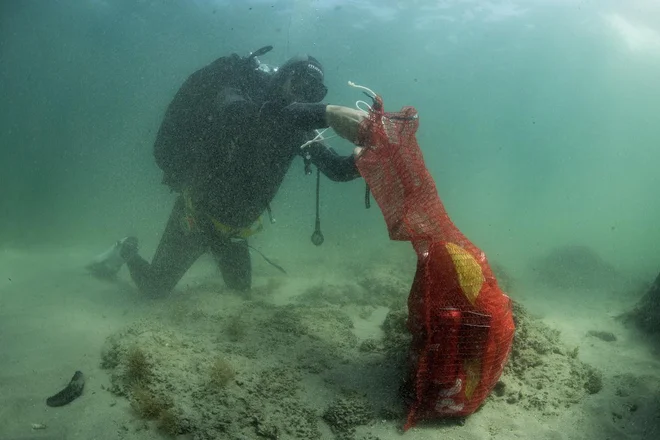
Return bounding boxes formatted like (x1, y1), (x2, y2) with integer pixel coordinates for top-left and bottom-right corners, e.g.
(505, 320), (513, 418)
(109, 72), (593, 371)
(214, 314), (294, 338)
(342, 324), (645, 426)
(355, 97), (515, 430)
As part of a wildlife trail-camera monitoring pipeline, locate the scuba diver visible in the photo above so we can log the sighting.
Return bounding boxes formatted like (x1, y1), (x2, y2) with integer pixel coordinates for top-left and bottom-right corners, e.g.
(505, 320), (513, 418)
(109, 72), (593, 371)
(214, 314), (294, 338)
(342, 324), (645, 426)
(86, 46), (367, 295)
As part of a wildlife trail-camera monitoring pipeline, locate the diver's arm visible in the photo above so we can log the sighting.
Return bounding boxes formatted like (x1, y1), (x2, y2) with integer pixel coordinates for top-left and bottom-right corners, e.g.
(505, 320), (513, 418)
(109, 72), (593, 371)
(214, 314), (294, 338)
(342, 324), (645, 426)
(280, 102), (328, 130)
(282, 103), (367, 145)
(282, 102), (364, 181)
(304, 142), (361, 182)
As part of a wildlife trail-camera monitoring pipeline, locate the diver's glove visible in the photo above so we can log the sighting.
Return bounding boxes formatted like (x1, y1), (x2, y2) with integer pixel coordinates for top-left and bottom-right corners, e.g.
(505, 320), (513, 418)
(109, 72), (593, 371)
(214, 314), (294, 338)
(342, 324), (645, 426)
(325, 105), (368, 145)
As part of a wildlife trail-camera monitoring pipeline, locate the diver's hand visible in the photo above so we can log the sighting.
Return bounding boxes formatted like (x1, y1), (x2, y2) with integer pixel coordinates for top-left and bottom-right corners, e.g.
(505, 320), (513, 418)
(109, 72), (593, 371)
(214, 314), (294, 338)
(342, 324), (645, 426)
(325, 105), (368, 145)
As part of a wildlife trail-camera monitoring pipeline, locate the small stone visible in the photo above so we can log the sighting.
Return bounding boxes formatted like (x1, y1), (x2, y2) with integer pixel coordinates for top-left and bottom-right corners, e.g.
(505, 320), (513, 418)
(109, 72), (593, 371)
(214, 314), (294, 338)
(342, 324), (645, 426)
(586, 330), (617, 342)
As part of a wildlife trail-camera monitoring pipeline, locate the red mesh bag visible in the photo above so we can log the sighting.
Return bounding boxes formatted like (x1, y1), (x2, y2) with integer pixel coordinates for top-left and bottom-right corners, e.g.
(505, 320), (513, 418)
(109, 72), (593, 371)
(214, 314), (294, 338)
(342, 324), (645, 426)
(354, 96), (515, 430)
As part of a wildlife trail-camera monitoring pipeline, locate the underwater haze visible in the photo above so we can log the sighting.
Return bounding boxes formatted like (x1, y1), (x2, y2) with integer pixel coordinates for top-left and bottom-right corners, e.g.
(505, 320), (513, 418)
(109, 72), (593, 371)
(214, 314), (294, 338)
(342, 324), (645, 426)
(2, 1), (660, 439)
(2, 0), (660, 277)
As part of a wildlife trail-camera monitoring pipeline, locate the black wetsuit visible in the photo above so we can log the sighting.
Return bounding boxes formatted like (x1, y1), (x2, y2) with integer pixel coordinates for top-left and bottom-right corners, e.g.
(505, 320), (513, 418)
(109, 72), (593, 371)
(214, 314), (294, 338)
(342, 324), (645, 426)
(126, 54), (360, 295)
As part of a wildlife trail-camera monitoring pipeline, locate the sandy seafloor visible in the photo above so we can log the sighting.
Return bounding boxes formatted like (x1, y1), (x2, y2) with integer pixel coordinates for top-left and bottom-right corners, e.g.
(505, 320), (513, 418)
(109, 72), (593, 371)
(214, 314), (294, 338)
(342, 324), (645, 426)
(1, 242), (659, 440)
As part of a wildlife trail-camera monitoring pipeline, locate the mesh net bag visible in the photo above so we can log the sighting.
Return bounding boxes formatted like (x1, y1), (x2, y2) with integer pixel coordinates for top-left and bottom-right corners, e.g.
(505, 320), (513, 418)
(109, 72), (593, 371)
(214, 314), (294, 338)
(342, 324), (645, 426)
(355, 96), (515, 430)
